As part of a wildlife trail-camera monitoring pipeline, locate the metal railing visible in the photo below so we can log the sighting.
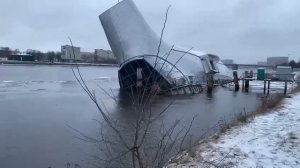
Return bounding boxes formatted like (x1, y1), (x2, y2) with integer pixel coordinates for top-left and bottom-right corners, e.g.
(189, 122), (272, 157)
(240, 73), (295, 82)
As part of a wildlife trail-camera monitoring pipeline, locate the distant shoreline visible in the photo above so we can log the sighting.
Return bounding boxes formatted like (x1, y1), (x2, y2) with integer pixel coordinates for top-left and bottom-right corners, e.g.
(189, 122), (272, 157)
(0, 60), (118, 67)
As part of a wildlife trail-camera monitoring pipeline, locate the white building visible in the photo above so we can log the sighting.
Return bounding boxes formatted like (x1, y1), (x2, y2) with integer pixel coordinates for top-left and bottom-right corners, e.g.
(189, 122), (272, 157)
(0, 57), (7, 61)
(61, 45), (81, 61)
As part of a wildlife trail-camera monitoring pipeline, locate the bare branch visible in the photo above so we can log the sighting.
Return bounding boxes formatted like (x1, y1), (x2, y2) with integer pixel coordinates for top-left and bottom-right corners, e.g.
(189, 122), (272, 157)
(154, 5), (172, 67)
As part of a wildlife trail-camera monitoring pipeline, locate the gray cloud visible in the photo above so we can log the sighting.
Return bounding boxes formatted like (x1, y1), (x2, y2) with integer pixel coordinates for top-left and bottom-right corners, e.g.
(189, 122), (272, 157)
(0, 0), (299, 63)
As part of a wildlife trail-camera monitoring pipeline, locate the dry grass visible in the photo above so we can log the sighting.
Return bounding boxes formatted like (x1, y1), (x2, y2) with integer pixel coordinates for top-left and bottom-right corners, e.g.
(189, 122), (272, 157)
(167, 85), (300, 167)
(216, 85), (300, 139)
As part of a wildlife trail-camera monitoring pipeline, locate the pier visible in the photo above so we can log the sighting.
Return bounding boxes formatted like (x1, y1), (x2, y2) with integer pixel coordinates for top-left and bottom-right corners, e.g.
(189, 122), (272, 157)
(239, 72), (295, 95)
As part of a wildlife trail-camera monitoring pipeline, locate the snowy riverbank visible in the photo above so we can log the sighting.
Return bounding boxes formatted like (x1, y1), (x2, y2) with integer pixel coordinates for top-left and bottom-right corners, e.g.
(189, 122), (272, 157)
(167, 93), (300, 168)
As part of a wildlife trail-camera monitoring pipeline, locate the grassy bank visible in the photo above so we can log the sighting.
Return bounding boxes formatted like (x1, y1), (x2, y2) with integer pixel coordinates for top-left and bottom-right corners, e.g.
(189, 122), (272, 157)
(167, 84), (300, 166)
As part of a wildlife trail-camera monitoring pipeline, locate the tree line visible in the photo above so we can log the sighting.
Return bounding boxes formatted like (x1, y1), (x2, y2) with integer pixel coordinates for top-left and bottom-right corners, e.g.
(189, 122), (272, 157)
(26, 50), (62, 62)
(1, 47), (117, 63)
(279, 60), (300, 68)
(0, 47), (61, 62)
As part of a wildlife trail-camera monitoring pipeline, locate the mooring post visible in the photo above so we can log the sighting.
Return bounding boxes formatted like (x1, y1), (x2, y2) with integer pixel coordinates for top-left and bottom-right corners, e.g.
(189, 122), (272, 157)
(245, 79), (249, 92)
(267, 80), (271, 94)
(242, 79), (245, 91)
(207, 73), (214, 93)
(284, 81), (288, 95)
(244, 69), (250, 92)
(233, 71), (239, 91)
(263, 80), (266, 94)
(232, 64), (239, 91)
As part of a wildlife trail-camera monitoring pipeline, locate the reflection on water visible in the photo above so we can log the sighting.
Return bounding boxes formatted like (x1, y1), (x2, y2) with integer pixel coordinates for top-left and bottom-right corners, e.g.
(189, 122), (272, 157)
(92, 83), (263, 167)
(0, 65), (262, 168)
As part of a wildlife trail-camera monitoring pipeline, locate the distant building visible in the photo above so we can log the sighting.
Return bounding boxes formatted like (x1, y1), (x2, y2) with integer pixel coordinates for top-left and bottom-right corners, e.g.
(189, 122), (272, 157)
(221, 59), (234, 64)
(80, 51), (95, 63)
(257, 61), (267, 66)
(0, 47), (11, 61)
(0, 57), (7, 61)
(61, 45), (81, 61)
(267, 57), (289, 66)
(95, 49), (115, 60)
(26, 49), (46, 61)
(8, 54), (34, 61)
(26, 49), (38, 54)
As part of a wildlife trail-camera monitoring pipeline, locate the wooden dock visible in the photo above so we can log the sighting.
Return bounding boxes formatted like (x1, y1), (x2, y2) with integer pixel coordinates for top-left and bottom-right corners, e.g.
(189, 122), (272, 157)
(240, 73), (295, 95)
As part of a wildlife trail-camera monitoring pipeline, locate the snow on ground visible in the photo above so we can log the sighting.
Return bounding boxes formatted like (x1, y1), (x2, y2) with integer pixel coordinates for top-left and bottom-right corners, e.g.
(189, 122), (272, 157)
(227, 80), (297, 94)
(247, 80), (296, 93)
(167, 93), (300, 168)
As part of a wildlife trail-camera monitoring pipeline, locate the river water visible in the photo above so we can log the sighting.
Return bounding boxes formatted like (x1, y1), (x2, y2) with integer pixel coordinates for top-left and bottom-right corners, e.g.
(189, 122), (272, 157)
(0, 65), (262, 168)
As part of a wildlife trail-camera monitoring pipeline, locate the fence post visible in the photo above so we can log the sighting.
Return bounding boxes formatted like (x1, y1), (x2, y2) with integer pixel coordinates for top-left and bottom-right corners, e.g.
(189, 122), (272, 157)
(233, 71), (239, 91)
(207, 73), (214, 93)
(263, 80), (266, 94)
(245, 79), (249, 92)
(284, 81), (287, 94)
(267, 80), (271, 94)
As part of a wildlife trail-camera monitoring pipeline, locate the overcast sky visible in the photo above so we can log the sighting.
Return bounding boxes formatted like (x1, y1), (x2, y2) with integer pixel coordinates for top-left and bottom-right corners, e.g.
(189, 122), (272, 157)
(0, 0), (299, 63)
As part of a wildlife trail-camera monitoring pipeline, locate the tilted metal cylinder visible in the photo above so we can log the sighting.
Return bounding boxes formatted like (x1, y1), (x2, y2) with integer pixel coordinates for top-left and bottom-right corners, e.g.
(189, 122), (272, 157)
(99, 0), (233, 90)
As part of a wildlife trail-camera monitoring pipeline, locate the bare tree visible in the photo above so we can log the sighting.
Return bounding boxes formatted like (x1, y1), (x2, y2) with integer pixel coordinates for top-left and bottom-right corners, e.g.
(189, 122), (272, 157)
(47, 51), (55, 62)
(68, 5), (200, 168)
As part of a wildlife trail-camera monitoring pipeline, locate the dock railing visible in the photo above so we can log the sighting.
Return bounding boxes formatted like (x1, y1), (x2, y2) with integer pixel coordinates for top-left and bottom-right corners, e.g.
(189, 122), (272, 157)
(239, 72), (296, 94)
(240, 73), (295, 82)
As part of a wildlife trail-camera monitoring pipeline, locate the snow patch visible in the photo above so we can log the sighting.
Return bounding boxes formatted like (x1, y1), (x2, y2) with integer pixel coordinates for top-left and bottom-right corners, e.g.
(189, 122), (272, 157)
(167, 93), (300, 168)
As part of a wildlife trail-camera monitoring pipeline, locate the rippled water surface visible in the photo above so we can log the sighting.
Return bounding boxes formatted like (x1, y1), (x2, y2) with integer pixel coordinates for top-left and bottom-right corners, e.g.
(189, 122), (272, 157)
(0, 65), (262, 168)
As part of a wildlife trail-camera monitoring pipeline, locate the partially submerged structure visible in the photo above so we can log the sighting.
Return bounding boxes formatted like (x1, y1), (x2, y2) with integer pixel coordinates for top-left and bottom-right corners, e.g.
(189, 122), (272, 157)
(99, 0), (232, 93)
